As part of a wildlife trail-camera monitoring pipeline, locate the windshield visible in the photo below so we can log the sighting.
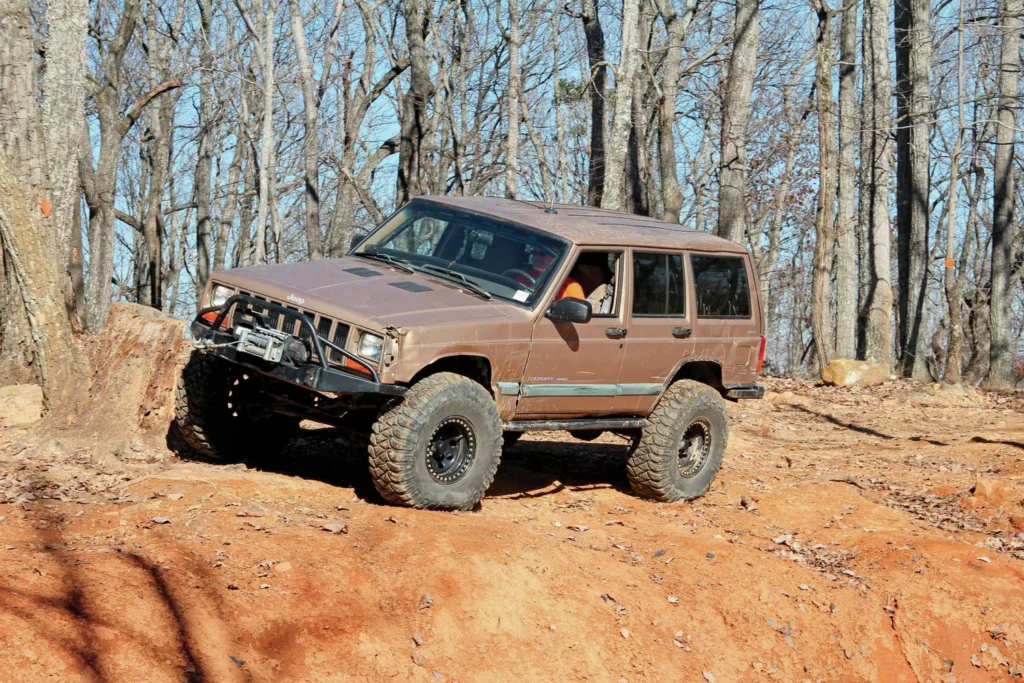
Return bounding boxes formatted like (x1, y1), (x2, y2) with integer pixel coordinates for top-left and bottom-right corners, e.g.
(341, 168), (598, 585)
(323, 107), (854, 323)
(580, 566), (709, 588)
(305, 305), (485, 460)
(353, 200), (568, 306)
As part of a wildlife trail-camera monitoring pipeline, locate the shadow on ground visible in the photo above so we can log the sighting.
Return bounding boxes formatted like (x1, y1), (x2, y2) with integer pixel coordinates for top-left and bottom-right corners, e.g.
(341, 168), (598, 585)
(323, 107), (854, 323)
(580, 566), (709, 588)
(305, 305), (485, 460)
(179, 427), (637, 503)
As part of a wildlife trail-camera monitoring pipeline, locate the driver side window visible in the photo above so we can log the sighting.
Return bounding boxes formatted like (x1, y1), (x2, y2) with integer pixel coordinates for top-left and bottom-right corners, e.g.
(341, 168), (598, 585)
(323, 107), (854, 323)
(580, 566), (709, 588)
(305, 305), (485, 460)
(557, 251), (621, 318)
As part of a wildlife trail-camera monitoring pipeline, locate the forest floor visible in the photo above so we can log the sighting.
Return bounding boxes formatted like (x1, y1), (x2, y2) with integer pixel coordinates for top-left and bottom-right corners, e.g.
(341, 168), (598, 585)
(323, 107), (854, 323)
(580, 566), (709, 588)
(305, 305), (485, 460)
(1, 377), (1024, 682)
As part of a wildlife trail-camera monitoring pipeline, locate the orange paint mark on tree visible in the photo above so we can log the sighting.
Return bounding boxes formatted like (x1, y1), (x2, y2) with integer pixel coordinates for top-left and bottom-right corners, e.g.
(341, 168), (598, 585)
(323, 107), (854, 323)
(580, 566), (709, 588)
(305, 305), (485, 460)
(39, 197), (52, 218)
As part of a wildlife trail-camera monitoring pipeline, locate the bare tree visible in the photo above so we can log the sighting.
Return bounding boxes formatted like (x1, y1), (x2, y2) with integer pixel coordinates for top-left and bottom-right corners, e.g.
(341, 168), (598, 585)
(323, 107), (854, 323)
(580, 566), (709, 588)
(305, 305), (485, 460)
(576, 0), (607, 206)
(80, 0), (180, 330)
(287, 0), (324, 259)
(601, 0), (641, 211)
(834, 0), (858, 359)
(717, 0), (760, 244)
(862, 0), (893, 368)
(0, 0), (84, 403)
(654, 0), (698, 223)
(894, 0), (931, 379)
(195, 0), (215, 296)
(396, 0), (434, 204)
(503, 0), (521, 198)
(987, 0), (1021, 388)
(942, 0), (966, 385)
(811, 0), (836, 369)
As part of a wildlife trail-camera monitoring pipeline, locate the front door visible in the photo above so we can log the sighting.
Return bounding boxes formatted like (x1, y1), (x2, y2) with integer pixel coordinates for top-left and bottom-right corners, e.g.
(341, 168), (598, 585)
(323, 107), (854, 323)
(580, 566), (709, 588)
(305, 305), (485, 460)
(514, 250), (626, 417)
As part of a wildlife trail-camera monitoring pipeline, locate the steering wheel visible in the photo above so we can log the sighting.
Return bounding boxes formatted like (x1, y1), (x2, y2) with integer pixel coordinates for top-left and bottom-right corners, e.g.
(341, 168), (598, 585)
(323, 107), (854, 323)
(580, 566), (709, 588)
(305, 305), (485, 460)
(502, 268), (536, 286)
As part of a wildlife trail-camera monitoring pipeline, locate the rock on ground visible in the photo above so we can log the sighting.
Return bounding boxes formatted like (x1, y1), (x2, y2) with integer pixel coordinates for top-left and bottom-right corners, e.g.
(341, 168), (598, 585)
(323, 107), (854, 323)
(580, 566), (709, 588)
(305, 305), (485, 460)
(821, 359), (889, 387)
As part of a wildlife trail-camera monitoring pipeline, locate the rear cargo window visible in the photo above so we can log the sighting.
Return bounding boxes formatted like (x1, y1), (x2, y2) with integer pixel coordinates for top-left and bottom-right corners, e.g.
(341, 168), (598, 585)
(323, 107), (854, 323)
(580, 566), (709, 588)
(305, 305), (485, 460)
(690, 255), (752, 318)
(632, 252), (685, 316)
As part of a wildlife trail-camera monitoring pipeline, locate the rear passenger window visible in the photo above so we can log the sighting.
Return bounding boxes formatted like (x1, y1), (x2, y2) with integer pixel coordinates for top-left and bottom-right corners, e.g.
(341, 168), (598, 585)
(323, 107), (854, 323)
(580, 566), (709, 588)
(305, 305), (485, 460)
(632, 253), (685, 316)
(690, 255), (752, 318)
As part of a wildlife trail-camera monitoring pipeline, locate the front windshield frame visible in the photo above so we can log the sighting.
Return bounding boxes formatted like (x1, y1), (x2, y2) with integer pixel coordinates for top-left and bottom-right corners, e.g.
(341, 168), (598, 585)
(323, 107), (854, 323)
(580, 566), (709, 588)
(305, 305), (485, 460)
(351, 199), (571, 309)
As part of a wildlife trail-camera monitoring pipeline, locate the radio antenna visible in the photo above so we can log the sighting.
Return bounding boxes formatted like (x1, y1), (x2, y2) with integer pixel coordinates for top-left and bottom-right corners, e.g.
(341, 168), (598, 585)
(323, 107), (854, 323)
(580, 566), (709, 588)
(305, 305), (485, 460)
(544, 188), (558, 214)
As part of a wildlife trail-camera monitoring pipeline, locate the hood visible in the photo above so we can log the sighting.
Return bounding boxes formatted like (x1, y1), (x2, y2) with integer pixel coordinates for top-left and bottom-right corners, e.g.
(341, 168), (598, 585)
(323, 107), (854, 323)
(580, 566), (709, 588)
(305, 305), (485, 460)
(211, 256), (511, 331)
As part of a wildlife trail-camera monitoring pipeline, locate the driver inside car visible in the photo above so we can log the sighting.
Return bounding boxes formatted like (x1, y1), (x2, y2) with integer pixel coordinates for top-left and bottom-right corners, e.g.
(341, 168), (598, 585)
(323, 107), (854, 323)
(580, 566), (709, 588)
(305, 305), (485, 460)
(565, 253), (615, 312)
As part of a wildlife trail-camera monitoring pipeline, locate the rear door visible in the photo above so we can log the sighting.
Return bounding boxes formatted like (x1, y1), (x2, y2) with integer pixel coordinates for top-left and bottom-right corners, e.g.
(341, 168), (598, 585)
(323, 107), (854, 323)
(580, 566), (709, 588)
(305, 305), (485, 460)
(615, 249), (694, 414)
(689, 253), (761, 385)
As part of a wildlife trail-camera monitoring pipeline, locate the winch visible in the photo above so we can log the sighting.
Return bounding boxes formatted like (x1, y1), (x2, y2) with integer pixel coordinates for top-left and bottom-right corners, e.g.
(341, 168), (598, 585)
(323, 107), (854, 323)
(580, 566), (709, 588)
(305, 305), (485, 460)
(234, 325), (293, 363)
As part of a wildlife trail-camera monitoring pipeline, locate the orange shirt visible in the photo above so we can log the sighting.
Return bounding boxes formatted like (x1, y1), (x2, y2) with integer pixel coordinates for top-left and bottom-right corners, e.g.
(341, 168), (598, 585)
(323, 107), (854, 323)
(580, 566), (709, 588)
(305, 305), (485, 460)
(557, 277), (585, 300)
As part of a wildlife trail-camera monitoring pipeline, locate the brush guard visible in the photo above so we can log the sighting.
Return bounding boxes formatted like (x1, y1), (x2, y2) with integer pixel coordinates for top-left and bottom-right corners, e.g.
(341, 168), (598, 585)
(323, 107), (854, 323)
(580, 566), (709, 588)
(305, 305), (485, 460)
(191, 294), (405, 397)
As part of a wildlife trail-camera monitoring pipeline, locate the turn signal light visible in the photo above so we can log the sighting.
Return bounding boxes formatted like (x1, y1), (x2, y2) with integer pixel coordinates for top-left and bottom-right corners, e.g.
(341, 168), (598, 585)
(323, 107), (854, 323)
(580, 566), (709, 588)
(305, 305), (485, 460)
(755, 335), (767, 374)
(201, 311), (224, 328)
(343, 355), (373, 376)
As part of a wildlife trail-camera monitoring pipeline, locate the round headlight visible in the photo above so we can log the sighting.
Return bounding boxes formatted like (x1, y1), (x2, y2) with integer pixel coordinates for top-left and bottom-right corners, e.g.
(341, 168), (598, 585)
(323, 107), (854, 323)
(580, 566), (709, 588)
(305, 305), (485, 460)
(357, 332), (384, 362)
(211, 285), (233, 307)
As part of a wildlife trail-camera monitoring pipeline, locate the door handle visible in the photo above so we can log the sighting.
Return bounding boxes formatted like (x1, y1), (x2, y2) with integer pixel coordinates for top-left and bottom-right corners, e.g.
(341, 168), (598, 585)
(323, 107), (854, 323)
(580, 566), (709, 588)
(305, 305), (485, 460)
(672, 327), (692, 338)
(605, 327), (627, 339)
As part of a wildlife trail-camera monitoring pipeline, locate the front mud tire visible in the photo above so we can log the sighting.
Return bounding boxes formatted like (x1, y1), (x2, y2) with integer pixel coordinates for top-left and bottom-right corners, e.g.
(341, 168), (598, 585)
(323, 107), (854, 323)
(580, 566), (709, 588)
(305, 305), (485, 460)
(368, 372), (502, 510)
(173, 351), (298, 462)
(627, 380), (728, 502)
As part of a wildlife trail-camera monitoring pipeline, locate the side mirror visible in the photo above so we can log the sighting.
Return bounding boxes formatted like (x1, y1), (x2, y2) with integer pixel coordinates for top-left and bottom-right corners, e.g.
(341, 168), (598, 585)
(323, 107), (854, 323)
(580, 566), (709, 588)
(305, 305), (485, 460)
(546, 297), (592, 324)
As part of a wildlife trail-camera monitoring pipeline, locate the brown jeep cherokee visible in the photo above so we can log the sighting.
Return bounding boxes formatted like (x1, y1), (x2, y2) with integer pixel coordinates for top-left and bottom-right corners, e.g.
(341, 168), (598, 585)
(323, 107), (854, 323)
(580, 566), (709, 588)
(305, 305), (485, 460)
(178, 196), (765, 510)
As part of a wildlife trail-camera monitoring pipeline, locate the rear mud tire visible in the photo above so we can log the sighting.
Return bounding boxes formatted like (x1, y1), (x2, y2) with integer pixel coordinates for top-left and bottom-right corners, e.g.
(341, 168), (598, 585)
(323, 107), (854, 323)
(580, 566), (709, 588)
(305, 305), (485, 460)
(627, 380), (728, 502)
(368, 372), (502, 510)
(173, 351), (298, 462)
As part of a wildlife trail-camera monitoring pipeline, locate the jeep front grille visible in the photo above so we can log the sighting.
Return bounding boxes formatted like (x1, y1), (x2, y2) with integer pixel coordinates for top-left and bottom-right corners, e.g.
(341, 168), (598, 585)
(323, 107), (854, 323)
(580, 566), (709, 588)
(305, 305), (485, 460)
(227, 289), (350, 365)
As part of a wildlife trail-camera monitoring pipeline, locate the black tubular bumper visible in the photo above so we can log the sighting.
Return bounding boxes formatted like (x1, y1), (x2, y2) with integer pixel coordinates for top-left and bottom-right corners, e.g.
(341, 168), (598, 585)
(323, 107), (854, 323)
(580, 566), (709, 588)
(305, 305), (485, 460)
(191, 294), (405, 397)
(724, 383), (765, 400)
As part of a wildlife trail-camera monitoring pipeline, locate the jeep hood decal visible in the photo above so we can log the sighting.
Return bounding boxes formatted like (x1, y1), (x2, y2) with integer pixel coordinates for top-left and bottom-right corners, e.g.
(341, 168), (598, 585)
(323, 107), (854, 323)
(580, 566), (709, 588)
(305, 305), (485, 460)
(211, 257), (510, 329)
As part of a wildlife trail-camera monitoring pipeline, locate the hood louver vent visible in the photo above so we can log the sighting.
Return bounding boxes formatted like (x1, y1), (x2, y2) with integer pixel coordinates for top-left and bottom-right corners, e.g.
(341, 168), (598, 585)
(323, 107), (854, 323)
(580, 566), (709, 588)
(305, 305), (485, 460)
(343, 267), (382, 277)
(389, 281), (432, 293)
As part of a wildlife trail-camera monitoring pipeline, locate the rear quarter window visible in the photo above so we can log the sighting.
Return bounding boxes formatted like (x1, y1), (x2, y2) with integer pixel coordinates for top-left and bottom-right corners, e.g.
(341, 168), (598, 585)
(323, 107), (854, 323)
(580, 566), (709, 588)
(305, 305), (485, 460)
(690, 255), (752, 318)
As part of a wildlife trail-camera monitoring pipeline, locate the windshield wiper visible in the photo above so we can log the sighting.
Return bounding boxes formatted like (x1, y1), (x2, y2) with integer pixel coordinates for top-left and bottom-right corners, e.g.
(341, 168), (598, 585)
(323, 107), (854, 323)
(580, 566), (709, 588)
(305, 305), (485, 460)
(415, 263), (493, 300)
(355, 251), (415, 274)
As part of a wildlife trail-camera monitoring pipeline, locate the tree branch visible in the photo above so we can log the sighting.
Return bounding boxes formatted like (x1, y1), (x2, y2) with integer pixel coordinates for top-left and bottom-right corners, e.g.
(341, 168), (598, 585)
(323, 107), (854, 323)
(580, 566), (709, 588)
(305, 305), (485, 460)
(118, 79), (183, 135)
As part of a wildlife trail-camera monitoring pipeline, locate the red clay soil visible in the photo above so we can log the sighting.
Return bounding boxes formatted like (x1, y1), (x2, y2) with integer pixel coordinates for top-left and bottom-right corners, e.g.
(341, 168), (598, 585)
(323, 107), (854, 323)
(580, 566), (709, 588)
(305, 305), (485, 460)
(1, 378), (1023, 682)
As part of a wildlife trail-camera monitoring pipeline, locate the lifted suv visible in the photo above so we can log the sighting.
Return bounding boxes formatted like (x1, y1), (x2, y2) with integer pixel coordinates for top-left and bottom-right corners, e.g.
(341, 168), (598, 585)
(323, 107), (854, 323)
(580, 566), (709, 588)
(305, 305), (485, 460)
(177, 197), (765, 510)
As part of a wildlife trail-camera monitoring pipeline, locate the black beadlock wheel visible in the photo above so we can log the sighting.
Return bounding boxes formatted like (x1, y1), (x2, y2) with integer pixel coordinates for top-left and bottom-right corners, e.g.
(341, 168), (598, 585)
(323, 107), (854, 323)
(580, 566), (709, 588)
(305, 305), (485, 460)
(368, 372), (502, 510)
(173, 351), (299, 462)
(626, 380), (728, 502)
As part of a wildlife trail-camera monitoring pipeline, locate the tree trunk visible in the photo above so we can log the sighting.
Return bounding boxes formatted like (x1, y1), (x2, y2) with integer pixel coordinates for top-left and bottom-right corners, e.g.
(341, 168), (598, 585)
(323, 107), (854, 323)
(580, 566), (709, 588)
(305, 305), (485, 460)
(214, 139), (243, 271)
(894, 0), (932, 379)
(552, 10), (569, 202)
(654, 0), (697, 223)
(195, 0), (214, 293)
(600, 0), (641, 212)
(254, 4), (276, 265)
(504, 0), (520, 199)
(624, 9), (654, 217)
(580, 0), (607, 206)
(237, 88), (256, 267)
(0, 0), (83, 404)
(396, 0), (433, 205)
(834, 0), (858, 359)
(287, 0), (323, 259)
(141, 95), (172, 310)
(811, 0), (837, 370)
(987, 0), (1021, 388)
(717, 0), (760, 244)
(942, 0), (966, 385)
(863, 0), (893, 369)
(42, 0), (88, 316)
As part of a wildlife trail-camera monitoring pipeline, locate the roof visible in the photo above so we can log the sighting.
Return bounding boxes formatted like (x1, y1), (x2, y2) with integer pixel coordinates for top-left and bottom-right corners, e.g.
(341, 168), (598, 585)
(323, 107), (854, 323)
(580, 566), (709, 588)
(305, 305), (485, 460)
(415, 195), (748, 254)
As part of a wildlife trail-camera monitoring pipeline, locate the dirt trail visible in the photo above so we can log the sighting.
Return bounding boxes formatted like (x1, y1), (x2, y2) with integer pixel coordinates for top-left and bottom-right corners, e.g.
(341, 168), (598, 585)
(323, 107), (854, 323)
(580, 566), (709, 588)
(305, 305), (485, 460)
(1, 379), (1023, 682)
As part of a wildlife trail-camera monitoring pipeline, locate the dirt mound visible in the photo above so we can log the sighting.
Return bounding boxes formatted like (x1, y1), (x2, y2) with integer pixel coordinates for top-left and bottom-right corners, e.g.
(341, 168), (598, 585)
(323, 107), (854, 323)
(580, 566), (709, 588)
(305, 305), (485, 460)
(2, 374), (1024, 680)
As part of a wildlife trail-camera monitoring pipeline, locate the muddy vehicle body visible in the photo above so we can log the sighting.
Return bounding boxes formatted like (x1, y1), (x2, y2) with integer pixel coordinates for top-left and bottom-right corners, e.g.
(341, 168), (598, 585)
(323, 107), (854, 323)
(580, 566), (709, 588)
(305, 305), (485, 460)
(178, 197), (765, 509)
